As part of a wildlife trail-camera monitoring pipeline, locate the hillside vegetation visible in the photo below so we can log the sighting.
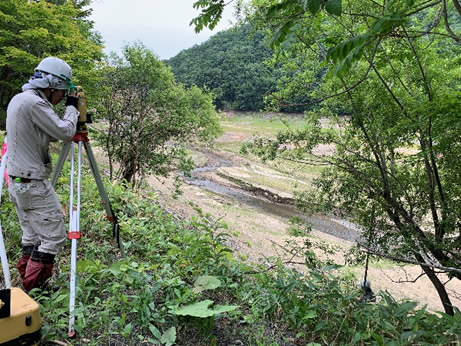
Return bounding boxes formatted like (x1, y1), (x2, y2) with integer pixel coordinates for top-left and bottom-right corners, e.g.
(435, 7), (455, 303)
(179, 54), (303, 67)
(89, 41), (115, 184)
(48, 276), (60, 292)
(192, 0), (461, 317)
(167, 25), (279, 112)
(2, 156), (460, 344)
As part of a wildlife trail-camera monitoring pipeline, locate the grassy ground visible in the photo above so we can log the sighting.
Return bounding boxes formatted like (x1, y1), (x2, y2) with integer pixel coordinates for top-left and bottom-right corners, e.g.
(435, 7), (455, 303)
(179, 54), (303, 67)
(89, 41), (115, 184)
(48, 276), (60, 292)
(220, 112), (306, 135)
(213, 113), (325, 196)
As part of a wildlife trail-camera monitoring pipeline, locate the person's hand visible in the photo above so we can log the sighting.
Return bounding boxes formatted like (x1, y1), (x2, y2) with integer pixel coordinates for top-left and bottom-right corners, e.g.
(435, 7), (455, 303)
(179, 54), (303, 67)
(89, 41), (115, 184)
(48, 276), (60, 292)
(65, 92), (79, 108)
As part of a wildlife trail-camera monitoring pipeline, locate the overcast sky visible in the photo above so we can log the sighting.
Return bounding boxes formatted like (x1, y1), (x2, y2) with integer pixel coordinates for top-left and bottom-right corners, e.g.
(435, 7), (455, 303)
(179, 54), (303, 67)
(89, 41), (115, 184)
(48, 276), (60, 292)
(88, 0), (235, 60)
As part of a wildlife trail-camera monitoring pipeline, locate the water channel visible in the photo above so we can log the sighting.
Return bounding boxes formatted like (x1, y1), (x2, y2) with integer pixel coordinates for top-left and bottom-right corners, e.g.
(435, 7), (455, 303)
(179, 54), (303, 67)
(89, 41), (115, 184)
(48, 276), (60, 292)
(186, 153), (362, 244)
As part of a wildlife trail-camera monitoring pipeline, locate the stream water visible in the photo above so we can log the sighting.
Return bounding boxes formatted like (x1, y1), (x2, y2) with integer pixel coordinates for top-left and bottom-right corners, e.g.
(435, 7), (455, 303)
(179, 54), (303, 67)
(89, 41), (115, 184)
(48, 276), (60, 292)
(186, 156), (362, 243)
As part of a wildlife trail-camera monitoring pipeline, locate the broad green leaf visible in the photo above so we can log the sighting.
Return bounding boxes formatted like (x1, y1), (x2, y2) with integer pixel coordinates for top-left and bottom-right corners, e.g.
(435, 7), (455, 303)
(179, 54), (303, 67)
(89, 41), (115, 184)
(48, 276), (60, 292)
(270, 20), (295, 48)
(53, 292), (68, 304)
(122, 323), (132, 337)
(383, 293), (397, 308)
(353, 332), (361, 342)
(77, 259), (95, 272)
(149, 324), (161, 339)
(175, 300), (238, 318)
(175, 299), (214, 317)
(193, 275), (221, 293)
(371, 332), (384, 346)
(383, 321), (396, 332)
(108, 261), (123, 277)
(315, 320), (328, 331)
(326, 34), (369, 76)
(211, 304), (239, 314)
(160, 327), (176, 346)
(307, 0), (321, 14)
(361, 332), (371, 340)
(415, 305), (427, 320)
(325, 0), (342, 16)
(304, 310), (317, 319)
(395, 301), (418, 317)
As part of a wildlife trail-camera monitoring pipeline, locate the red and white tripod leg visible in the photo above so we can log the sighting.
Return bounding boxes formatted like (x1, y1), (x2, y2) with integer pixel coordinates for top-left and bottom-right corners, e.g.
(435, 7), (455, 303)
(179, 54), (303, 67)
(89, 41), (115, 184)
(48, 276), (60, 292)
(68, 141), (82, 337)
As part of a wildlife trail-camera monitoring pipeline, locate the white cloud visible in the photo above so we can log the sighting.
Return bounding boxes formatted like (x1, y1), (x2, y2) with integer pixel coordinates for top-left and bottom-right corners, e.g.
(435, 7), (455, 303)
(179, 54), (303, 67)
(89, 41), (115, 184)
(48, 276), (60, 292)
(89, 0), (235, 59)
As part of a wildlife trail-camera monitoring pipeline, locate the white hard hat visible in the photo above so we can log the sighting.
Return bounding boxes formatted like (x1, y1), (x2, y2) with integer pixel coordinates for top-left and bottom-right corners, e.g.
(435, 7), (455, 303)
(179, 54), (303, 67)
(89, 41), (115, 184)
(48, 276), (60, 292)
(35, 57), (72, 89)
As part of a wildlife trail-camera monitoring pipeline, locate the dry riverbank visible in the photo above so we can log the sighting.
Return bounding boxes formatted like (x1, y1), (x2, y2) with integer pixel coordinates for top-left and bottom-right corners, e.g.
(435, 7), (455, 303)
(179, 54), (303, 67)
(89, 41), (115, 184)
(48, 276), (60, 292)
(146, 138), (461, 314)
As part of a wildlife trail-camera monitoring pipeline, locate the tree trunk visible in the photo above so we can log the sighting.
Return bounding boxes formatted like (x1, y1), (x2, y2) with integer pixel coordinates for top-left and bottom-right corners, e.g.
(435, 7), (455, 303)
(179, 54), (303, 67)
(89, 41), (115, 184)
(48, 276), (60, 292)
(122, 163), (134, 186)
(416, 254), (454, 315)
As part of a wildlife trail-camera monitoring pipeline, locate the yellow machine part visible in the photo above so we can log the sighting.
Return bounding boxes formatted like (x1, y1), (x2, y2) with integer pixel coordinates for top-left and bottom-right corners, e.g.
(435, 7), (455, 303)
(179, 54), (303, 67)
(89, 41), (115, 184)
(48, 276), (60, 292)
(76, 86), (88, 122)
(0, 287), (41, 345)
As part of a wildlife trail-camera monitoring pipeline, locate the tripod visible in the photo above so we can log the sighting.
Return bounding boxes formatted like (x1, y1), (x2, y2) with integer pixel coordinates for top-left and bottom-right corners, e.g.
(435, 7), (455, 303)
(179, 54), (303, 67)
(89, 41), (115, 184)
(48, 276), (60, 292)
(51, 126), (125, 337)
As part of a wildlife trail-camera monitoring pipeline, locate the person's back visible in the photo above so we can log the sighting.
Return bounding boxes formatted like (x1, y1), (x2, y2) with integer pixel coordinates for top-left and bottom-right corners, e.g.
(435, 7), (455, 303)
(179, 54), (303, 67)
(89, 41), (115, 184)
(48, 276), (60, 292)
(8, 90), (52, 180)
(7, 88), (76, 180)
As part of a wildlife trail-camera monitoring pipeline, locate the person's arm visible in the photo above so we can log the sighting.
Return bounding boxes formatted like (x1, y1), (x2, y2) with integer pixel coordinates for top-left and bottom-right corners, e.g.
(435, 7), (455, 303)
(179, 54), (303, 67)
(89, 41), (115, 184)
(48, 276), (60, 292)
(30, 98), (78, 140)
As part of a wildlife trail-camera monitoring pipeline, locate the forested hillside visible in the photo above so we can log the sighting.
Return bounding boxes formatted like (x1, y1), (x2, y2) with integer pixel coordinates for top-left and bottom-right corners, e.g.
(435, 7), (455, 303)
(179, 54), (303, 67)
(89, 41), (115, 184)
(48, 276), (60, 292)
(167, 25), (279, 111)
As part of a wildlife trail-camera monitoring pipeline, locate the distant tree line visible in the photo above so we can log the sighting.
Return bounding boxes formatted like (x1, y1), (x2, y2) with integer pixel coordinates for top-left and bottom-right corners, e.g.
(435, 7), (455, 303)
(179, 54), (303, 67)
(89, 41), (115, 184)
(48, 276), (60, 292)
(167, 25), (283, 112)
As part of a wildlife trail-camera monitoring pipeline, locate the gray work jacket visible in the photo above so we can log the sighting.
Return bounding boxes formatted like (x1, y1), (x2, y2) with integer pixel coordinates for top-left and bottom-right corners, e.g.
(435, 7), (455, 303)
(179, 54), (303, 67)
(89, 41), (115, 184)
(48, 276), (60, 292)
(6, 89), (78, 180)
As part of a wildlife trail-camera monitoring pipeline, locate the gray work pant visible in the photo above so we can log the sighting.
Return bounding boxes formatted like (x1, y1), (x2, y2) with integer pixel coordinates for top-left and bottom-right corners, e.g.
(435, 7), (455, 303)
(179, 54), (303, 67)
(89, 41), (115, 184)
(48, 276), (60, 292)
(8, 177), (66, 255)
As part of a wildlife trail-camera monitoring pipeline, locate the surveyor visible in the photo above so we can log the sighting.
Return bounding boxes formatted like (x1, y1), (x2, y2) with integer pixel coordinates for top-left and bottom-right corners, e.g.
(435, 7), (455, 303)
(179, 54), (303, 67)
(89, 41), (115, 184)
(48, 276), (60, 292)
(6, 57), (79, 291)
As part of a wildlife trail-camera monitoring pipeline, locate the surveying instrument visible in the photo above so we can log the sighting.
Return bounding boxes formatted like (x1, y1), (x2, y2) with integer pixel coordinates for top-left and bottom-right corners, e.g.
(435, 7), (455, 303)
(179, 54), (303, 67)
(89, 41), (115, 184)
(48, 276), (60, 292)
(50, 87), (125, 337)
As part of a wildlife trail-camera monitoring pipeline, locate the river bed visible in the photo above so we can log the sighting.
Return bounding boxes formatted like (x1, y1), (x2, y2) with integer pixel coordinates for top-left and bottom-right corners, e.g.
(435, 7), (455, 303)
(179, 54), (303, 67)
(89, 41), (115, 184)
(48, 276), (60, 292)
(186, 153), (362, 244)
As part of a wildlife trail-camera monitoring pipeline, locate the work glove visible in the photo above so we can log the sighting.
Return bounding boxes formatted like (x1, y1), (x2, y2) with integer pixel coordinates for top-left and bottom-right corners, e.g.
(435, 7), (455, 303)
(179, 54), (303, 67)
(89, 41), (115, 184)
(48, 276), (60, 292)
(65, 96), (79, 108)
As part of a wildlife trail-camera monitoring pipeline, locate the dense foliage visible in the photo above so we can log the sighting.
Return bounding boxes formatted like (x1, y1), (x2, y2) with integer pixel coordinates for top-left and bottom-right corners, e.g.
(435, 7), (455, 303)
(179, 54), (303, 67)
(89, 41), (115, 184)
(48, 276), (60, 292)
(0, 0), (104, 128)
(93, 43), (222, 187)
(234, 0), (461, 315)
(193, 0), (461, 45)
(168, 25), (279, 111)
